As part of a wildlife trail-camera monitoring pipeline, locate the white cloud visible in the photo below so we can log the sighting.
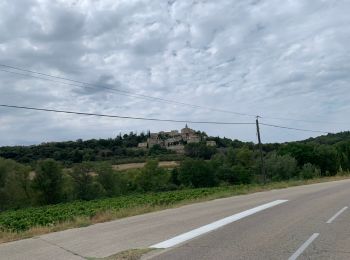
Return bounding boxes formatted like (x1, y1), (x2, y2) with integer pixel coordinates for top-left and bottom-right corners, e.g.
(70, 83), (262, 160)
(0, 0), (349, 145)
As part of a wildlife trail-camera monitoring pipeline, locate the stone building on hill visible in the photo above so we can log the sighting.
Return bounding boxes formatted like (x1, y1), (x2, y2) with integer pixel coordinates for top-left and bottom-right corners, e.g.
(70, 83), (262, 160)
(137, 125), (216, 153)
(206, 140), (216, 147)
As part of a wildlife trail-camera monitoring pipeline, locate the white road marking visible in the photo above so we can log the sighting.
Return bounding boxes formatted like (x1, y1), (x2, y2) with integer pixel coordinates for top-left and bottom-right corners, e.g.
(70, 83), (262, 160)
(150, 199), (288, 249)
(326, 206), (348, 224)
(288, 233), (319, 260)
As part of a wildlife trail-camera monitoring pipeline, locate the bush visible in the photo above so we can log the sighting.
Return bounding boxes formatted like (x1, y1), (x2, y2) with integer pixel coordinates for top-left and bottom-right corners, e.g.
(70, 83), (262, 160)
(178, 159), (216, 188)
(70, 162), (105, 200)
(184, 143), (217, 159)
(234, 147), (254, 167)
(300, 163), (320, 179)
(265, 152), (298, 181)
(314, 145), (340, 176)
(135, 160), (171, 192)
(231, 165), (252, 184)
(95, 162), (123, 196)
(148, 145), (172, 156)
(0, 158), (32, 210)
(215, 164), (232, 184)
(32, 159), (63, 205)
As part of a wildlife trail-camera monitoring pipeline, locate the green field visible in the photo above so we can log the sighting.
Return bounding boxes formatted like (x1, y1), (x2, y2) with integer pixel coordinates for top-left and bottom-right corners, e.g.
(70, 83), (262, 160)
(0, 187), (242, 232)
(1, 176), (348, 238)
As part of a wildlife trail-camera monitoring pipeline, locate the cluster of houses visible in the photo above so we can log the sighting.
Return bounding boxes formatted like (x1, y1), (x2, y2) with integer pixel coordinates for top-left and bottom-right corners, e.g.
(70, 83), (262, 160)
(138, 125), (216, 153)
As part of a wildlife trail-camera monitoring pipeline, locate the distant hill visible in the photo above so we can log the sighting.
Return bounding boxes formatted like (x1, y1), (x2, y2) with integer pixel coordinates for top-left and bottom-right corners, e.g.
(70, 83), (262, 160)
(301, 131), (350, 145)
(0, 130), (349, 165)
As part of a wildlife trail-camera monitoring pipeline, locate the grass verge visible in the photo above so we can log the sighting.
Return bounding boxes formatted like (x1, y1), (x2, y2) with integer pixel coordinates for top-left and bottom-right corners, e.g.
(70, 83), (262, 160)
(87, 248), (155, 260)
(1, 175), (349, 244)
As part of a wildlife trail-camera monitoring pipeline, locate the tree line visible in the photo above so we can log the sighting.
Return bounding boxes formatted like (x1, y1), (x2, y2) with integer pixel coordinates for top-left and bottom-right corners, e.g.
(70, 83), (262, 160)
(0, 131), (250, 165)
(1, 131), (349, 211)
(0, 132), (164, 165)
(0, 132), (350, 210)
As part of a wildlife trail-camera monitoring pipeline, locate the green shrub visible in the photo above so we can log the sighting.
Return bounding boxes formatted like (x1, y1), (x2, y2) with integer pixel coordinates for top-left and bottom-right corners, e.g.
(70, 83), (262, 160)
(265, 152), (298, 181)
(300, 163), (320, 179)
(135, 160), (171, 192)
(178, 158), (216, 188)
(32, 159), (63, 205)
(70, 162), (105, 200)
(0, 158), (32, 210)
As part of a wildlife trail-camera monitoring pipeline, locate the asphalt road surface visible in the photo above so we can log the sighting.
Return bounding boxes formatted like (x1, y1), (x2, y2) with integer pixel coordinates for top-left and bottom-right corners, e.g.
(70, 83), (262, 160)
(1, 179), (350, 260)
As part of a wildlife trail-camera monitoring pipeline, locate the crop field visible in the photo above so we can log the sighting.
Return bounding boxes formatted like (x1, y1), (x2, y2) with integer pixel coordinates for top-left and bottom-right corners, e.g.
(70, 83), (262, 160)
(0, 187), (236, 232)
(1, 176), (348, 239)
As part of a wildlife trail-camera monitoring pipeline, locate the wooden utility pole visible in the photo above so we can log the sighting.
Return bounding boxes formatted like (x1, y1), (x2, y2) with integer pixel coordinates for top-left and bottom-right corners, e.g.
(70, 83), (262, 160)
(256, 116), (266, 184)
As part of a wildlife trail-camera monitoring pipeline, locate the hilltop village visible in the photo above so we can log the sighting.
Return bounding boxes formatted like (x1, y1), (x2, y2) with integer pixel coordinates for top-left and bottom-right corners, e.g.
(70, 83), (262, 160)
(138, 125), (216, 153)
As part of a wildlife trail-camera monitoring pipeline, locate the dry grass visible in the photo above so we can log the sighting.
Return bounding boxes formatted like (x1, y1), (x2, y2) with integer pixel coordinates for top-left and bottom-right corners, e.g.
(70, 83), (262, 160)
(1, 175), (349, 244)
(87, 248), (155, 260)
(113, 161), (179, 171)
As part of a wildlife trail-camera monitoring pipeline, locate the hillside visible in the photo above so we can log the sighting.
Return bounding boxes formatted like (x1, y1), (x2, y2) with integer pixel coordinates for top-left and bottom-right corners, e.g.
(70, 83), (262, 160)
(301, 131), (350, 145)
(0, 131), (349, 165)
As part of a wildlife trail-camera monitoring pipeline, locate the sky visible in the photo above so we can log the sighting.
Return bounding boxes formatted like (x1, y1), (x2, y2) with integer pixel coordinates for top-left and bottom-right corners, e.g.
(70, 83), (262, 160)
(0, 0), (349, 146)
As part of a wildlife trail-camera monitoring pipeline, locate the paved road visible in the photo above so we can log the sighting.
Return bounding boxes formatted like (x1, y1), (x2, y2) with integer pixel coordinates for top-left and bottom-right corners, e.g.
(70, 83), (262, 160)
(151, 180), (350, 260)
(1, 179), (350, 260)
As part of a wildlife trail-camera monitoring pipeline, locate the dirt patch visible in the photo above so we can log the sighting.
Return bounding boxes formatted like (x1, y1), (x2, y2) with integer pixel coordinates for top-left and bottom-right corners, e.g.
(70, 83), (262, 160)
(113, 161), (179, 171)
(88, 248), (155, 260)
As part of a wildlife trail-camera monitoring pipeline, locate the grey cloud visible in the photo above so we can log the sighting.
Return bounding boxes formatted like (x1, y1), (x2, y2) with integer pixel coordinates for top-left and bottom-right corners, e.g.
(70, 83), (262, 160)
(0, 0), (349, 145)
(73, 74), (122, 95)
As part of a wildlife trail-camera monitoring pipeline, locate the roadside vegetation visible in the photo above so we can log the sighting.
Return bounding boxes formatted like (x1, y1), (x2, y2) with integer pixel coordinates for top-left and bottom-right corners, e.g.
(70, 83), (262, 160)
(87, 248), (155, 260)
(0, 131), (349, 242)
(1, 175), (349, 243)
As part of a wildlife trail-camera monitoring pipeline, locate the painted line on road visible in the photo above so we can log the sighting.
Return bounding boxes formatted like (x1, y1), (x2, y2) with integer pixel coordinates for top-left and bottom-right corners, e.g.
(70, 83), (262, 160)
(288, 233), (319, 260)
(326, 206), (348, 224)
(150, 199), (288, 249)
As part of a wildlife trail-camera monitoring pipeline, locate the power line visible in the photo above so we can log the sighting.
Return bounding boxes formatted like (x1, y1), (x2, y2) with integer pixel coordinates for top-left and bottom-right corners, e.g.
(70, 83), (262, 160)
(0, 64), (257, 117)
(0, 64), (345, 126)
(0, 68), (168, 102)
(260, 115), (344, 125)
(260, 123), (331, 134)
(0, 104), (255, 125)
(0, 104), (334, 134)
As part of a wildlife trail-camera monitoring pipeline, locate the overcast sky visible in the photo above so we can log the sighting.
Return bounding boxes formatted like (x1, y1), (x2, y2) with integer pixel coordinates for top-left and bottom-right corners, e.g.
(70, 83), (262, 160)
(0, 0), (349, 146)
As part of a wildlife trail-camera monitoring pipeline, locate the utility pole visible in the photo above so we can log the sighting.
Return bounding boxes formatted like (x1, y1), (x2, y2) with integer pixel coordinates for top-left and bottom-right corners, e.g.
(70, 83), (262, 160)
(256, 116), (266, 184)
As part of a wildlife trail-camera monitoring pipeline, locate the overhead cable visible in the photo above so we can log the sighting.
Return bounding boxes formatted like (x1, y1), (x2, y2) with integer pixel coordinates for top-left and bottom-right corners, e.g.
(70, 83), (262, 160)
(0, 64), (256, 117)
(0, 104), (255, 125)
(0, 104), (333, 133)
(260, 123), (331, 134)
(0, 64), (344, 126)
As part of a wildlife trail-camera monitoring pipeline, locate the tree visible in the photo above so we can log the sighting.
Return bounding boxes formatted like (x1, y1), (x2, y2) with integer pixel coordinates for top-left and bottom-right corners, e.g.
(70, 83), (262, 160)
(215, 164), (234, 184)
(70, 162), (105, 200)
(0, 158), (32, 210)
(184, 143), (216, 159)
(265, 152), (298, 181)
(336, 141), (350, 171)
(314, 145), (340, 175)
(170, 168), (181, 186)
(32, 159), (63, 204)
(95, 162), (123, 196)
(231, 165), (252, 184)
(148, 144), (169, 156)
(178, 159), (216, 188)
(300, 163), (320, 179)
(215, 147), (254, 185)
(278, 143), (316, 166)
(215, 163), (252, 185)
(235, 147), (254, 167)
(135, 160), (170, 191)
